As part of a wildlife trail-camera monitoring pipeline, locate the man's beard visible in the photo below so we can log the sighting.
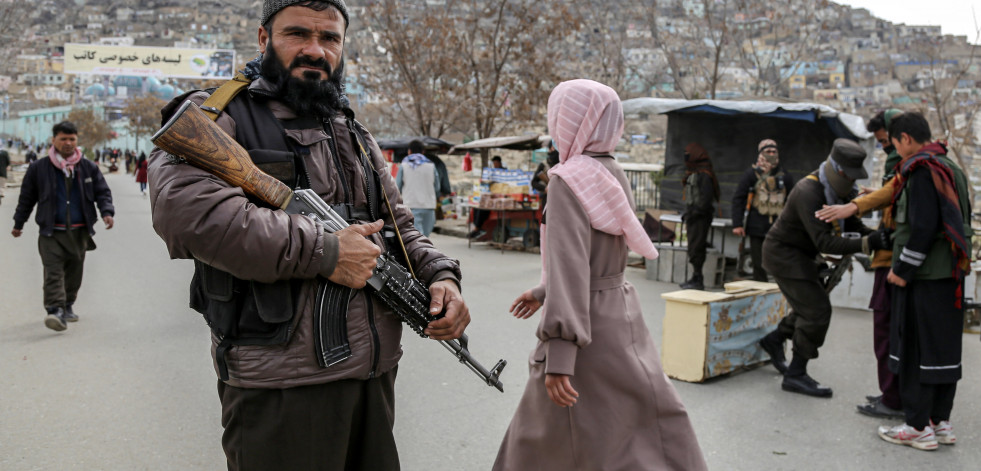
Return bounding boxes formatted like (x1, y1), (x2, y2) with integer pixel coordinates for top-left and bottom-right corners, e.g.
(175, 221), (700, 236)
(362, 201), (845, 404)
(261, 43), (346, 119)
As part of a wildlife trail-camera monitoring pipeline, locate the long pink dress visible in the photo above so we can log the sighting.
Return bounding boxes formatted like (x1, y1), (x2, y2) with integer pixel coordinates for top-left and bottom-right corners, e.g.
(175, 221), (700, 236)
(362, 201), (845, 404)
(493, 157), (707, 471)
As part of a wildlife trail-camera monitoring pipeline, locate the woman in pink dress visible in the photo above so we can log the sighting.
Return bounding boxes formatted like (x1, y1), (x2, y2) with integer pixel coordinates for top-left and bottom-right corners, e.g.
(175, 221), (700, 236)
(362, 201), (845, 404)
(493, 80), (707, 471)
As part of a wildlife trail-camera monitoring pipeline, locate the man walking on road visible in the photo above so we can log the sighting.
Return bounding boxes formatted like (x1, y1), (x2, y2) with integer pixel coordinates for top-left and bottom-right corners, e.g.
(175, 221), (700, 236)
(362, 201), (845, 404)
(0, 145), (10, 204)
(396, 139), (440, 236)
(12, 121), (115, 331)
(148, 1), (470, 469)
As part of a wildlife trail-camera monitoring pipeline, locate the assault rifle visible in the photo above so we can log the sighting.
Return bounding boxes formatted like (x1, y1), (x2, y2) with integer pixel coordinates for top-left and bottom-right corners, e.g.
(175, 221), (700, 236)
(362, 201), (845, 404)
(820, 254), (852, 294)
(152, 100), (506, 392)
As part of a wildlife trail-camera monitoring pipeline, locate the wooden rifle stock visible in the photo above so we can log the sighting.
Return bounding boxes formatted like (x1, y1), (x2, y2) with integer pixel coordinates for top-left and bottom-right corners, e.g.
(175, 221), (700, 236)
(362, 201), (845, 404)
(151, 100), (294, 210)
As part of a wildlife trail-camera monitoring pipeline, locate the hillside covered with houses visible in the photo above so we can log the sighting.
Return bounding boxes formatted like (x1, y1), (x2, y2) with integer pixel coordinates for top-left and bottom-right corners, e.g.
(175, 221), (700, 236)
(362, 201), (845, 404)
(0, 0), (978, 168)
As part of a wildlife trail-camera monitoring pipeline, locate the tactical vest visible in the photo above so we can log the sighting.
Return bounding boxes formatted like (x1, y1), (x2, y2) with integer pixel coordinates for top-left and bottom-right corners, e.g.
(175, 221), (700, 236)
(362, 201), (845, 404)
(172, 78), (384, 379)
(187, 91), (309, 359)
(684, 173), (700, 209)
(892, 155), (973, 280)
(752, 170), (787, 217)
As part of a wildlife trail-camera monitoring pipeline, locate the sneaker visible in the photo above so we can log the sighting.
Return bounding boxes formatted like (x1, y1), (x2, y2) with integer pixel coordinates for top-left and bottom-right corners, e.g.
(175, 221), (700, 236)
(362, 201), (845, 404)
(44, 308), (68, 332)
(63, 305), (79, 323)
(931, 420), (956, 445)
(877, 424), (938, 451)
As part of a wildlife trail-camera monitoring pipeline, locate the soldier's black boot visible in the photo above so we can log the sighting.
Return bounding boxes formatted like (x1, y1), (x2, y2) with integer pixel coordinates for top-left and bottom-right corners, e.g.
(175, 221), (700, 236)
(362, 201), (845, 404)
(782, 356), (833, 398)
(758, 331), (788, 374)
(680, 272), (704, 290)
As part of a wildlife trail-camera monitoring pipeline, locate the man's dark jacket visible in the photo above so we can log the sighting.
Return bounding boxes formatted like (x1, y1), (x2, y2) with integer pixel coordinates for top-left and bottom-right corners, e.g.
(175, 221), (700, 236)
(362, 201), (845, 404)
(761, 177), (868, 280)
(730, 166), (794, 238)
(0, 150), (9, 178)
(13, 157), (114, 236)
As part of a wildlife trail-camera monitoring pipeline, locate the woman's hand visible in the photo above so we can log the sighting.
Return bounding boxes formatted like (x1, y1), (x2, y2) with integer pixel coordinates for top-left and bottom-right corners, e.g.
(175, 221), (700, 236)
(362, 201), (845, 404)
(509, 289), (542, 319)
(545, 374), (579, 407)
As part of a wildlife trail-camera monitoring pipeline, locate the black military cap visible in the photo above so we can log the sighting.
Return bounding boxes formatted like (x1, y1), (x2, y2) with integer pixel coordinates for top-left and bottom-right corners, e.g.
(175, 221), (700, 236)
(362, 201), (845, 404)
(829, 138), (868, 180)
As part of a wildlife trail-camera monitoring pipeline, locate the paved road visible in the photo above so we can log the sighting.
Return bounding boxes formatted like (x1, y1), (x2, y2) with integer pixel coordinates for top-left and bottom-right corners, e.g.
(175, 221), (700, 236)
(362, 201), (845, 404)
(2, 170), (980, 470)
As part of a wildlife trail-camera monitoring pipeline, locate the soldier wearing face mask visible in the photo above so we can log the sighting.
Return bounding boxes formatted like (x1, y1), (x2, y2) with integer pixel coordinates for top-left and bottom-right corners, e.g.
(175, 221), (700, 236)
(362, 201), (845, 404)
(731, 139), (795, 281)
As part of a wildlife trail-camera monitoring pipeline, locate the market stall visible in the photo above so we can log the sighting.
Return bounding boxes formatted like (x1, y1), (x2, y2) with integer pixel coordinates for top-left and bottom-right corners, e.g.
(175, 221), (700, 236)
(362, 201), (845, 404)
(450, 135), (550, 249)
(376, 136), (458, 219)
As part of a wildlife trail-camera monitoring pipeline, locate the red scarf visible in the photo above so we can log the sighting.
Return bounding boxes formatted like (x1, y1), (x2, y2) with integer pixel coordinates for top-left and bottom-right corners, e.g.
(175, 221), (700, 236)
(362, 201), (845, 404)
(891, 142), (970, 278)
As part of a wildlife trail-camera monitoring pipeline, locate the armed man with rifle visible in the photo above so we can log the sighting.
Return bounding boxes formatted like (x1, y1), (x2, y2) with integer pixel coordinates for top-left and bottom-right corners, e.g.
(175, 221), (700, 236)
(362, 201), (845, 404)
(147, 1), (481, 469)
(757, 139), (892, 399)
(731, 138), (795, 282)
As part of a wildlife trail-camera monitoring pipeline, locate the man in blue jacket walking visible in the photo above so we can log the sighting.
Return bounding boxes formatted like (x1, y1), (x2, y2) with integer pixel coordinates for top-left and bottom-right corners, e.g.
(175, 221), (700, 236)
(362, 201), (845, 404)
(12, 121), (114, 332)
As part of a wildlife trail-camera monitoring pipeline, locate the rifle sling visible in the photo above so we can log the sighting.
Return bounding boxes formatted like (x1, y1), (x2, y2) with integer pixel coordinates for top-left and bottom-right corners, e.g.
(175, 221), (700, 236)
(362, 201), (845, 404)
(199, 73), (251, 120)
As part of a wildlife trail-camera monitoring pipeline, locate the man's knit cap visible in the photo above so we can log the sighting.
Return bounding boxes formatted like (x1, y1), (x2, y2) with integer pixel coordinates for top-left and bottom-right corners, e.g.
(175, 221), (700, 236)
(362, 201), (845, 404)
(261, 0), (349, 27)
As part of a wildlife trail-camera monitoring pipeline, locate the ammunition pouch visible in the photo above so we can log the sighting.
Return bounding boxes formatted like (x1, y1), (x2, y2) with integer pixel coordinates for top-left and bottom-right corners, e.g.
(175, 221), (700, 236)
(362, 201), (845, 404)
(189, 259), (298, 380)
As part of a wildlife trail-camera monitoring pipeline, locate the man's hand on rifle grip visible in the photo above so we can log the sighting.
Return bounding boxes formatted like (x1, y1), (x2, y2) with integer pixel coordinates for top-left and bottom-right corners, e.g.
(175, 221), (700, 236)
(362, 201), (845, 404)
(328, 219), (384, 289)
(425, 280), (470, 340)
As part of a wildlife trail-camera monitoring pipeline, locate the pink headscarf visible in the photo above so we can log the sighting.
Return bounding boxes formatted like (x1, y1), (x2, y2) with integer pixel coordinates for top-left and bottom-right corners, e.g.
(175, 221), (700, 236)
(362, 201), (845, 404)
(48, 145), (83, 178)
(546, 79), (658, 260)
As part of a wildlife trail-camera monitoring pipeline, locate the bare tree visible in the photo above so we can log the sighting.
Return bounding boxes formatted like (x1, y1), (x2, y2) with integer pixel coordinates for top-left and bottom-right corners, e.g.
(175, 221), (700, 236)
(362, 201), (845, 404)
(641, 0), (732, 99)
(911, 30), (980, 201)
(572, 9), (633, 95)
(124, 95), (167, 153)
(702, 0), (733, 99)
(362, 0), (581, 166)
(67, 108), (113, 156)
(455, 1), (581, 139)
(361, 1), (466, 138)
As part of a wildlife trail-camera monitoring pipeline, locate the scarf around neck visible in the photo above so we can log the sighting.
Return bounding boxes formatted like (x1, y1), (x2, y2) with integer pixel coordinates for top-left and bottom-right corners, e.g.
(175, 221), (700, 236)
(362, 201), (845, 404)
(402, 153), (431, 169)
(48, 146), (83, 178)
(817, 158), (857, 232)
